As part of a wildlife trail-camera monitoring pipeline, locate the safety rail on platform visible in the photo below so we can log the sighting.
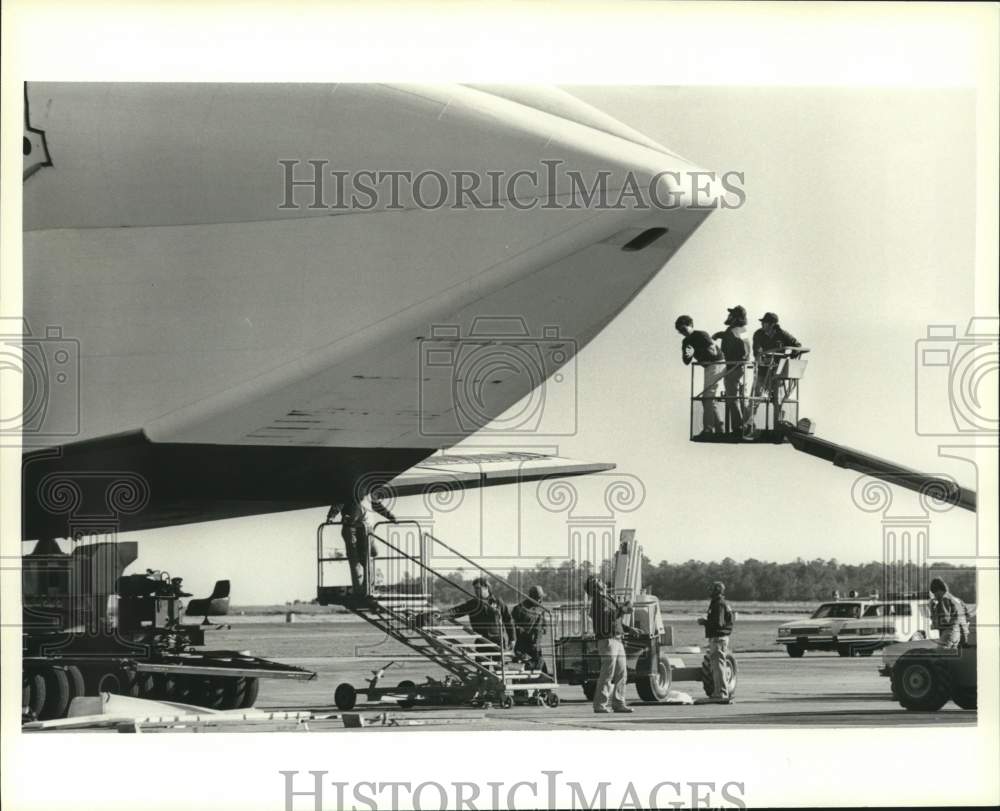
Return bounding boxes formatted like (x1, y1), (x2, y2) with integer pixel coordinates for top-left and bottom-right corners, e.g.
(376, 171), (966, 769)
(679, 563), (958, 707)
(689, 347), (810, 442)
(317, 519), (560, 692)
(423, 531), (559, 685)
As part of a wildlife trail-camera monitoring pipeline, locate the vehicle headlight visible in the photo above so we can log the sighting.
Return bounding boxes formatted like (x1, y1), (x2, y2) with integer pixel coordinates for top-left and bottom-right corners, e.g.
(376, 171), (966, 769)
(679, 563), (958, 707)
(778, 628), (790, 636)
(860, 627), (878, 635)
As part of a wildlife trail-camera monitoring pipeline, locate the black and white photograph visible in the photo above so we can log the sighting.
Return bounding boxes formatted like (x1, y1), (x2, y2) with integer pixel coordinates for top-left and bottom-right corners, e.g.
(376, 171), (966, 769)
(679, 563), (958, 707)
(3, 2), (998, 809)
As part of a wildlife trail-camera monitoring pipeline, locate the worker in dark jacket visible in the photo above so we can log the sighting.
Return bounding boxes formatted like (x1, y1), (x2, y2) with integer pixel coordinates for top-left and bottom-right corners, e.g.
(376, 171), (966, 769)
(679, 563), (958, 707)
(929, 577), (971, 648)
(512, 585), (549, 673)
(696, 581), (735, 704)
(675, 314), (724, 437)
(439, 577), (516, 651)
(328, 494), (395, 597)
(752, 312), (802, 426)
(585, 575), (633, 713)
(712, 306), (751, 435)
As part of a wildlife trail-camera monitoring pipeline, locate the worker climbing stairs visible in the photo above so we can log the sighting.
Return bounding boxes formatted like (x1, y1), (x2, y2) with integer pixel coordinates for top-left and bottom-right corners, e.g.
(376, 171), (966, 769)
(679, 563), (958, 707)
(316, 519), (560, 709)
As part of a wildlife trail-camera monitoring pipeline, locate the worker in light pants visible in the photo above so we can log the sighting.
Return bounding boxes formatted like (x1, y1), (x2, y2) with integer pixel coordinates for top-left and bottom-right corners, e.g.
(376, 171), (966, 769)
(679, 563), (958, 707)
(586, 575), (633, 713)
(675, 315), (725, 437)
(929, 577), (970, 648)
(697, 581), (735, 704)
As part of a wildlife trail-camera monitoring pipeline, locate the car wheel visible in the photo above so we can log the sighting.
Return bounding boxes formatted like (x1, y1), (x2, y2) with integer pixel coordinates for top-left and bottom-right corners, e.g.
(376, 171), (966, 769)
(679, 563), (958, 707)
(952, 685), (977, 710)
(891, 652), (951, 711)
(786, 644), (804, 658)
(836, 645), (852, 657)
(635, 652), (672, 703)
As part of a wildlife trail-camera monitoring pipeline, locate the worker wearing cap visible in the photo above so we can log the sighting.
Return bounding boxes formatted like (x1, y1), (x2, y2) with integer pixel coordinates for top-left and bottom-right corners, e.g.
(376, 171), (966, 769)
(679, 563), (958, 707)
(439, 577), (516, 651)
(328, 492), (395, 598)
(675, 314), (725, 438)
(512, 585), (549, 673)
(586, 575), (633, 713)
(752, 312), (801, 426)
(712, 306), (751, 435)
(929, 577), (971, 648)
(696, 581), (735, 704)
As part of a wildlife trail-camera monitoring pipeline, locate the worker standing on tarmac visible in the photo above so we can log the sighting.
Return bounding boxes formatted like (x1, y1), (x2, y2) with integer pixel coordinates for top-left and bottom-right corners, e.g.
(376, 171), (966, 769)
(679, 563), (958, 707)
(929, 577), (971, 648)
(586, 575), (633, 714)
(696, 581), (735, 704)
(675, 314), (725, 437)
(512, 586), (549, 673)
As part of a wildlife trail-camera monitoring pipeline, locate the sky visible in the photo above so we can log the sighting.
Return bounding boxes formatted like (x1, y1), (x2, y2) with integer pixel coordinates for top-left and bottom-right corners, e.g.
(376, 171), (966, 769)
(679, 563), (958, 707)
(67, 86), (987, 605)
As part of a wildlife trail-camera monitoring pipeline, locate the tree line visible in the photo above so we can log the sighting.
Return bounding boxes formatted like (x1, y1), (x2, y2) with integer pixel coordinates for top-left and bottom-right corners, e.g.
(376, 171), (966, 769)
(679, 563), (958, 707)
(419, 557), (977, 604)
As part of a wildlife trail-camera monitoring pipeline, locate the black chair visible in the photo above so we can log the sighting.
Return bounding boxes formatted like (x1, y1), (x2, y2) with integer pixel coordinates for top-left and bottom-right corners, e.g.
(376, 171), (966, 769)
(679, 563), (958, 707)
(184, 580), (231, 623)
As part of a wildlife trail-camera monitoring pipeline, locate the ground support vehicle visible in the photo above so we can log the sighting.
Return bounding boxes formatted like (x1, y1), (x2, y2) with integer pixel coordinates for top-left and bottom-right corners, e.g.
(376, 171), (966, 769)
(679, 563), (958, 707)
(880, 622), (977, 711)
(319, 519), (561, 711)
(553, 532), (737, 702)
(22, 539), (315, 721)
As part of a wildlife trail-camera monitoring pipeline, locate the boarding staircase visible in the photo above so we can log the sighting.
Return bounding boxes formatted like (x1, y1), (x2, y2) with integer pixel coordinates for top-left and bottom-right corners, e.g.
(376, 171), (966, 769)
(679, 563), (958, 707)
(316, 520), (557, 703)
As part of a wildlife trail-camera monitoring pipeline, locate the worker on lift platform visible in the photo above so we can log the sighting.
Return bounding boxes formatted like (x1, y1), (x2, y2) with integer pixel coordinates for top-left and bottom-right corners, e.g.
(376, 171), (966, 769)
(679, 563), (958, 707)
(675, 314), (725, 438)
(713, 306), (751, 436)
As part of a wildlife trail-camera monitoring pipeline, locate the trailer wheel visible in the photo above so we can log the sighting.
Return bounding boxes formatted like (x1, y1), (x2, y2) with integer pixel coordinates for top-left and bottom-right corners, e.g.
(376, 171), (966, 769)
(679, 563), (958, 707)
(952, 685), (977, 710)
(202, 677), (235, 709)
(24, 670), (46, 719)
(162, 675), (191, 703)
(635, 652), (672, 703)
(91, 667), (131, 696)
(582, 681), (596, 701)
(334, 682), (357, 710)
(396, 680), (417, 709)
(544, 691), (560, 708)
(891, 653), (951, 711)
(131, 673), (157, 699)
(40, 666), (71, 720)
(700, 652), (738, 699)
(222, 677), (250, 709)
(65, 665), (86, 706)
(238, 677), (260, 709)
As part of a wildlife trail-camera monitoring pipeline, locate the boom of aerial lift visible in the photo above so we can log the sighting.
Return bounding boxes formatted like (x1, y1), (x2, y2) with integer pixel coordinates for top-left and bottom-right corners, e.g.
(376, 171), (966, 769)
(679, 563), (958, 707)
(689, 347), (976, 512)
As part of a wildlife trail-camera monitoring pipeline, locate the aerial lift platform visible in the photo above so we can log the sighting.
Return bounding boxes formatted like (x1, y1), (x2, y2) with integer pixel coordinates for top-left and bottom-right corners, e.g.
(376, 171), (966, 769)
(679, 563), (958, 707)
(317, 520), (560, 710)
(689, 347), (976, 512)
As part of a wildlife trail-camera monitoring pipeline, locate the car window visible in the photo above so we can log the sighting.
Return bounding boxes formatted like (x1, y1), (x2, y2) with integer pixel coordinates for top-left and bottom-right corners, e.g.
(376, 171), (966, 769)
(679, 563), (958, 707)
(863, 602), (915, 618)
(812, 603), (861, 619)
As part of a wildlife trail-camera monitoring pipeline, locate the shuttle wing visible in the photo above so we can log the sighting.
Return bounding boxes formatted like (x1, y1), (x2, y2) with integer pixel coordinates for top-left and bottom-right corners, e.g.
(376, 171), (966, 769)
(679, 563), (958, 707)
(22, 434), (612, 537)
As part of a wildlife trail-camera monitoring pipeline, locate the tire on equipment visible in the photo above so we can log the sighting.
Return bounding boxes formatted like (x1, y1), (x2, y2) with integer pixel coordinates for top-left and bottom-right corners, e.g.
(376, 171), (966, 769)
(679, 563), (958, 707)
(891, 652), (952, 711)
(635, 651), (672, 703)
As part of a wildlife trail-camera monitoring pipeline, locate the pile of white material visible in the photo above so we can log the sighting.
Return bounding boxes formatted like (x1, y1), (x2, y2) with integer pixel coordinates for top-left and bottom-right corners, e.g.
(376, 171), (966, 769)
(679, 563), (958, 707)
(23, 692), (317, 731)
(664, 690), (695, 705)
